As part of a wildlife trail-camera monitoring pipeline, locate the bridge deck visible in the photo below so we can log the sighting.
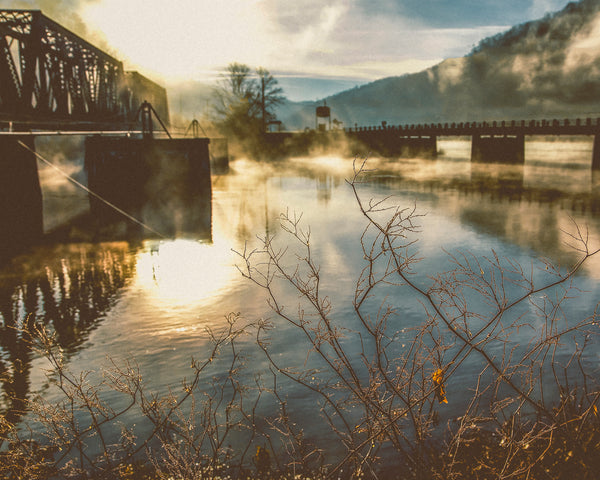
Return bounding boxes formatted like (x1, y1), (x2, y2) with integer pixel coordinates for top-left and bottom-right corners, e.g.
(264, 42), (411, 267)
(347, 118), (600, 137)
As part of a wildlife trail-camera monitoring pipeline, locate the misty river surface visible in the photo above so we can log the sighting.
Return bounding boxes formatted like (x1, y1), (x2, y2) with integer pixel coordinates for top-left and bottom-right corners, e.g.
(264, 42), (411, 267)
(2, 137), (600, 462)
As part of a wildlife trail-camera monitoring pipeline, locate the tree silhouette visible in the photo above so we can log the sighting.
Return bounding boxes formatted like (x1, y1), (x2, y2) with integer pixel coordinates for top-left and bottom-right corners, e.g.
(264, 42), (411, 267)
(213, 63), (284, 141)
(256, 67), (284, 132)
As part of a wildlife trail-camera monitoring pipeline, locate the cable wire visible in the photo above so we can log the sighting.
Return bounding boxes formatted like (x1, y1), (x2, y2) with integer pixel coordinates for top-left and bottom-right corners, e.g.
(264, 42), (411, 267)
(17, 140), (167, 239)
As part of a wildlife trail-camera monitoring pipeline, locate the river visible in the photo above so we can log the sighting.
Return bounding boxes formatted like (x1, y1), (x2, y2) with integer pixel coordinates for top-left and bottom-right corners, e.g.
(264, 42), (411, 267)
(1, 136), (599, 472)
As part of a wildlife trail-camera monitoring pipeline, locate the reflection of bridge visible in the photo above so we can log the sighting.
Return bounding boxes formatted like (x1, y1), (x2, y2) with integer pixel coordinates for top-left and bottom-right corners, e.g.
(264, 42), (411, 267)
(0, 9), (169, 128)
(345, 118), (600, 168)
(0, 242), (137, 429)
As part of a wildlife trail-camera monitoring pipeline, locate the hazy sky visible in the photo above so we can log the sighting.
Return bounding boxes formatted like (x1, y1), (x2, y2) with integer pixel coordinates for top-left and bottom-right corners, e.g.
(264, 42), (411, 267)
(10, 0), (572, 100)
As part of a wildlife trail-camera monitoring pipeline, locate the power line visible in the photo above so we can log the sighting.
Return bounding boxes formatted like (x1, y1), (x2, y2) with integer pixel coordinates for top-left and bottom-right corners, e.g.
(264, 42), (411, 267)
(17, 140), (167, 239)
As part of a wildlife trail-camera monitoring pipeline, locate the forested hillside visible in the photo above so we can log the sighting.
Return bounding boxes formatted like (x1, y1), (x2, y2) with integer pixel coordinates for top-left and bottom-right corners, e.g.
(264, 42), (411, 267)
(277, 0), (600, 129)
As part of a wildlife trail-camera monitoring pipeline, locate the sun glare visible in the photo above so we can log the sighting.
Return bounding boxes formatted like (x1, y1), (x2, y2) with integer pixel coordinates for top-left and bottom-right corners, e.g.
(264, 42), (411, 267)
(81, 0), (269, 80)
(134, 238), (236, 309)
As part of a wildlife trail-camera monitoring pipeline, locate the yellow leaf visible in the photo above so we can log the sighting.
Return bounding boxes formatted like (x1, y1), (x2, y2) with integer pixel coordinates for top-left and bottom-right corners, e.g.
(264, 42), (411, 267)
(432, 368), (448, 404)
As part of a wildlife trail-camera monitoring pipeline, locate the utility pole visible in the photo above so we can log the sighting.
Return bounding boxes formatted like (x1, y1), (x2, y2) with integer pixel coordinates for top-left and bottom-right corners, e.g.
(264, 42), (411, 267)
(261, 75), (266, 133)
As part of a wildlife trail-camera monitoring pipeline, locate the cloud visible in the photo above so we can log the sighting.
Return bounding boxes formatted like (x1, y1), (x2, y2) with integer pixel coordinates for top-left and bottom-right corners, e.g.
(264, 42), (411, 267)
(2, 0), (578, 102)
(80, 0), (272, 79)
(4, 1), (99, 28)
(75, 0), (537, 86)
(263, 1), (506, 78)
(356, 0), (570, 28)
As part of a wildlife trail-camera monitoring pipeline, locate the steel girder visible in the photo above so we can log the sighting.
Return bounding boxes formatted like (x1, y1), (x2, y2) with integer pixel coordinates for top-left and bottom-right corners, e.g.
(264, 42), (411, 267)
(0, 10), (135, 124)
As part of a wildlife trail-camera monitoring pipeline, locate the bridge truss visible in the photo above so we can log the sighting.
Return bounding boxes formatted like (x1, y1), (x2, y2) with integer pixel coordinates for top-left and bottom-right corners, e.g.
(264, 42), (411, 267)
(0, 10), (169, 128)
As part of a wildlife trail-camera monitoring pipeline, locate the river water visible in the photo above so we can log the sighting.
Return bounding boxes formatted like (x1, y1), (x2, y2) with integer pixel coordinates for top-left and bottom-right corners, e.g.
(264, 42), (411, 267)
(1, 137), (600, 467)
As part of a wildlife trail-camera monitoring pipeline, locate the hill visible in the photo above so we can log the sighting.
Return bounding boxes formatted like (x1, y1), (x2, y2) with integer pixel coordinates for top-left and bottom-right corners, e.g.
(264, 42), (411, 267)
(276, 0), (600, 130)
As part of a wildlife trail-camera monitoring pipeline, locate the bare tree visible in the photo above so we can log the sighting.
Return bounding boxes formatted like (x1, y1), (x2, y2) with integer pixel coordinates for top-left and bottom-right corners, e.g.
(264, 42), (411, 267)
(256, 67), (284, 132)
(235, 157), (600, 479)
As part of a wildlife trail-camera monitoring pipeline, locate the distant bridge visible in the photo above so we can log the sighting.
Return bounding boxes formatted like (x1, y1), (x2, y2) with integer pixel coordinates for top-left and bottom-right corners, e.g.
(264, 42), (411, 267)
(0, 9), (169, 129)
(344, 117), (600, 168)
(347, 117), (600, 137)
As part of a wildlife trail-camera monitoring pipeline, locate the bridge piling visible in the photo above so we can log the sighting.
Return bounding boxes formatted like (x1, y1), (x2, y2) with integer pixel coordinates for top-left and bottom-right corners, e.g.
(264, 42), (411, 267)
(84, 137), (212, 239)
(398, 136), (437, 158)
(346, 129), (437, 158)
(471, 134), (525, 165)
(0, 137), (43, 259)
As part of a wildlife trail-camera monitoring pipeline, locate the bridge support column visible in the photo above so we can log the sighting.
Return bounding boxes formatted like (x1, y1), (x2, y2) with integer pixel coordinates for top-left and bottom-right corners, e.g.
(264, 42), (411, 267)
(346, 131), (437, 158)
(85, 137), (212, 239)
(398, 136), (437, 158)
(362, 134), (437, 157)
(592, 134), (600, 170)
(471, 134), (524, 164)
(0, 136), (43, 259)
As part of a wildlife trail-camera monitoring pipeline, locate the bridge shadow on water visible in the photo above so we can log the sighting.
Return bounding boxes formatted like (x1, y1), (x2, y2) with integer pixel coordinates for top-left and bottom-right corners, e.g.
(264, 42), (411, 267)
(0, 135), (214, 262)
(0, 236), (211, 430)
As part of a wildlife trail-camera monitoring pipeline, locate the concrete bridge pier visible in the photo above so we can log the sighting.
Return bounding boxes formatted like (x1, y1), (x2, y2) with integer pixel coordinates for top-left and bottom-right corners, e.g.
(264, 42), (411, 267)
(85, 137), (212, 239)
(0, 136), (43, 259)
(471, 134), (525, 164)
(398, 136), (437, 158)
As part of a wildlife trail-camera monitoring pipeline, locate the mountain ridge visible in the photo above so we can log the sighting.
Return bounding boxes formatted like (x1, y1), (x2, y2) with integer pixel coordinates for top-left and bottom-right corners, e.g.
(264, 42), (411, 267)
(275, 0), (600, 130)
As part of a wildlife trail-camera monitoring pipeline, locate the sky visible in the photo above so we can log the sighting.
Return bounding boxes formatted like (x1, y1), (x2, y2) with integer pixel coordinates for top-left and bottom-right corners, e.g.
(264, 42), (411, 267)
(8, 0), (573, 101)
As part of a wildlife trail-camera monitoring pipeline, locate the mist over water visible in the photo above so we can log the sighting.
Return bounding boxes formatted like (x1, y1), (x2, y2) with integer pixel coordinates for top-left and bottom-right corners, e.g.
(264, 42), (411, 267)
(2, 137), (600, 463)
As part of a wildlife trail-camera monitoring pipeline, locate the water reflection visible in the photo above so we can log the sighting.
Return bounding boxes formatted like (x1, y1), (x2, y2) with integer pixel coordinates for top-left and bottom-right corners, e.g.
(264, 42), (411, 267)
(218, 150), (600, 279)
(3, 140), (600, 460)
(363, 149), (600, 274)
(0, 242), (137, 426)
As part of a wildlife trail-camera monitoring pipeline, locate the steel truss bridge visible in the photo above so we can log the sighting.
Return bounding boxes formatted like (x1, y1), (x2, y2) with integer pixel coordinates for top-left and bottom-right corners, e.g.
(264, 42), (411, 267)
(0, 9), (169, 130)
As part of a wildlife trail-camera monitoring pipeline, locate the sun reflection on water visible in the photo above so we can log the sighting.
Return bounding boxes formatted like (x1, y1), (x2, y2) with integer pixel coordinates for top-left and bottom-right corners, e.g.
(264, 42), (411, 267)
(134, 238), (236, 311)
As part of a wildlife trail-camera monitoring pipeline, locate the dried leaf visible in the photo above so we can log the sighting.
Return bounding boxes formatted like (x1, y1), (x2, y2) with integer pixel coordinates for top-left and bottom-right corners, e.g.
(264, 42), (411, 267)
(432, 368), (448, 404)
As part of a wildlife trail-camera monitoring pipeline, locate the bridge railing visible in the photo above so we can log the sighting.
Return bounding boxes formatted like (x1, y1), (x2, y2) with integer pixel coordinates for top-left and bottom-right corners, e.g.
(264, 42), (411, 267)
(345, 117), (600, 136)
